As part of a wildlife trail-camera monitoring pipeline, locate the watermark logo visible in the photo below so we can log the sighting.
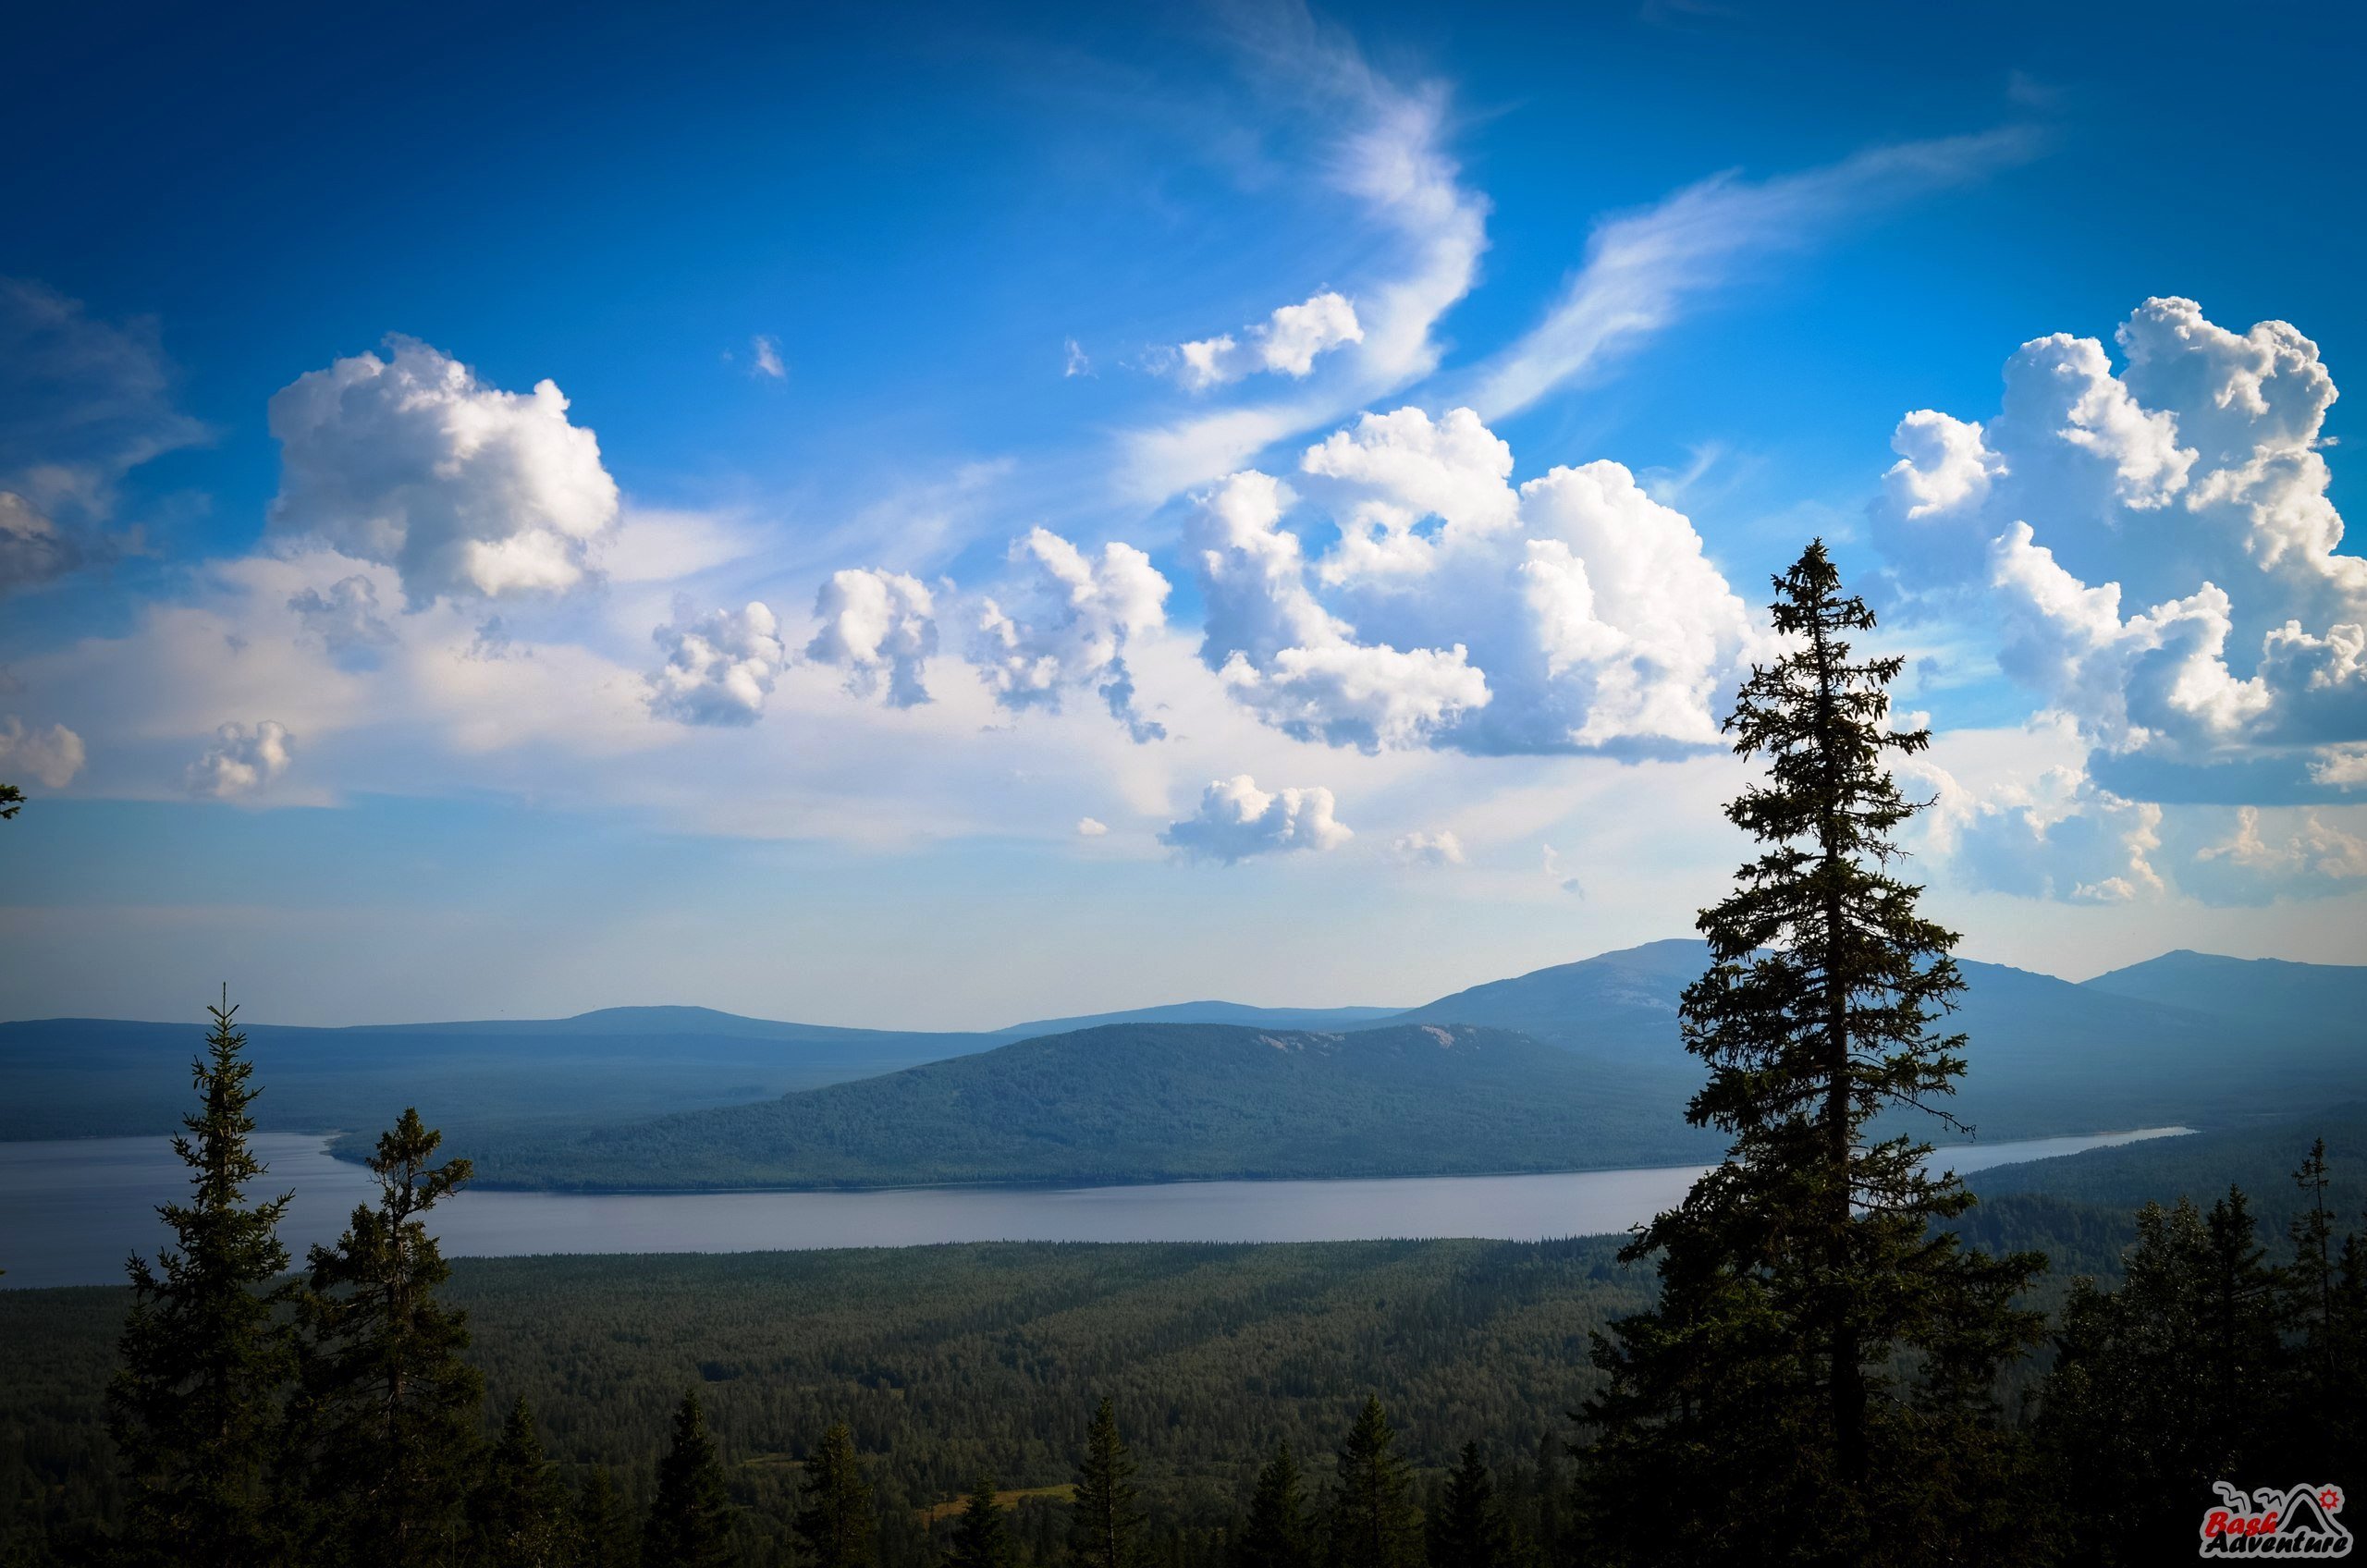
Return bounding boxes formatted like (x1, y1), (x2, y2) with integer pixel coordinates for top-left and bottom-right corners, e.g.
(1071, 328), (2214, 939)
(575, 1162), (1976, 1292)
(2200, 1482), (2349, 1558)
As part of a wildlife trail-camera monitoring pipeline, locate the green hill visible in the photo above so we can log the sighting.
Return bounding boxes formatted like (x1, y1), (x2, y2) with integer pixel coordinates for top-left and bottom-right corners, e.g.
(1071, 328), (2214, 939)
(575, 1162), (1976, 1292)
(462, 1022), (1726, 1191)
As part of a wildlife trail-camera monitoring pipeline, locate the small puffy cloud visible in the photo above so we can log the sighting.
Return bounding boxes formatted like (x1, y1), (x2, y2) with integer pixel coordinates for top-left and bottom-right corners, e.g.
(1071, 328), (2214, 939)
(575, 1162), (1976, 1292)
(804, 568), (938, 708)
(1392, 828), (1465, 865)
(0, 717), (86, 789)
(266, 337), (621, 606)
(1185, 408), (1760, 756)
(184, 720), (292, 799)
(646, 599), (786, 726)
(971, 528), (1171, 740)
(1877, 298), (2367, 801)
(1075, 816), (1109, 837)
(1176, 291), (1363, 391)
(1159, 774), (1352, 864)
(1112, 37), (1488, 499)
(750, 336), (786, 380)
(288, 575), (396, 656)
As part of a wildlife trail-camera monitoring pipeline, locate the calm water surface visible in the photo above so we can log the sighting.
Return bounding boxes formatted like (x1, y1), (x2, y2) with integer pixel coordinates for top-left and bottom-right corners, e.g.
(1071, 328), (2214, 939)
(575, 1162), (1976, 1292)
(0, 1127), (2192, 1290)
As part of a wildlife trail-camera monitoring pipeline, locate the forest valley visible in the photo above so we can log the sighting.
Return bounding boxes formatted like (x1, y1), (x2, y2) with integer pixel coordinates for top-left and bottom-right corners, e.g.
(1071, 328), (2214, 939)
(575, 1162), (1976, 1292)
(4, 545), (2363, 1568)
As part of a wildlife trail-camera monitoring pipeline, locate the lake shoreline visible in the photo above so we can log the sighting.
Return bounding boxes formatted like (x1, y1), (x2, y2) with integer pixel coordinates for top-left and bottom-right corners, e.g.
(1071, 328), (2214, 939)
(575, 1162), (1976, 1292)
(430, 1122), (2201, 1197)
(0, 1126), (2195, 1291)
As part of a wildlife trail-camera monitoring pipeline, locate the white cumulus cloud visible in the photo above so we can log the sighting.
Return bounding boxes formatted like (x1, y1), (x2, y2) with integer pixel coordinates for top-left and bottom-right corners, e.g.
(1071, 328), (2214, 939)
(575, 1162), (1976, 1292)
(1159, 774), (1352, 864)
(805, 569), (938, 708)
(184, 720), (292, 799)
(646, 599), (787, 726)
(1076, 816), (1109, 837)
(1177, 291), (1364, 390)
(0, 717), (86, 790)
(267, 337), (621, 606)
(1185, 407), (1760, 755)
(971, 529), (1171, 740)
(1877, 297), (2367, 802)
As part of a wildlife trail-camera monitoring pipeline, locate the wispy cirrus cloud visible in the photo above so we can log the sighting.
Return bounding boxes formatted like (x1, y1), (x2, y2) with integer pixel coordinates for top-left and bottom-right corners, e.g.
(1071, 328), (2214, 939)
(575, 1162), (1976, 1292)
(1465, 128), (2042, 421)
(1116, 16), (1490, 501)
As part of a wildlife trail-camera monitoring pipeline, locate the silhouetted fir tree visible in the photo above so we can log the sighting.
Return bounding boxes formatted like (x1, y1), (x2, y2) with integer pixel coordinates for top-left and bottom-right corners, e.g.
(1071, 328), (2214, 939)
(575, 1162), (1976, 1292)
(105, 989), (295, 1568)
(469, 1399), (576, 1567)
(1231, 1441), (1311, 1568)
(294, 1107), (484, 1567)
(1066, 1399), (1145, 1568)
(643, 1391), (732, 1568)
(1576, 542), (2045, 1567)
(574, 1468), (634, 1568)
(2284, 1140), (2339, 1428)
(946, 1476), (1016, 1568)
(2200, 1186), (2282, 1466)
(0, 780), (22, 820)
(796, 1421), (879, 1568)
(1328, 1398), (1420, 1568)
(1426, 1444), (1511, 1568)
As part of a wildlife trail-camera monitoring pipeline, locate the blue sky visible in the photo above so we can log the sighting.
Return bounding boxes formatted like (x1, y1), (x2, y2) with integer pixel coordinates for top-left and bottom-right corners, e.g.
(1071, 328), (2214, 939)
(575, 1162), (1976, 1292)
(4, 0), (2364, 1024)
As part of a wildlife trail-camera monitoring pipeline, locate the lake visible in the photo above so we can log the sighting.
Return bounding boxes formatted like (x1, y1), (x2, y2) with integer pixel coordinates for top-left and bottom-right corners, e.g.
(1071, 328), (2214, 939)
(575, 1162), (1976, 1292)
(0, 1127), (2192, 1290)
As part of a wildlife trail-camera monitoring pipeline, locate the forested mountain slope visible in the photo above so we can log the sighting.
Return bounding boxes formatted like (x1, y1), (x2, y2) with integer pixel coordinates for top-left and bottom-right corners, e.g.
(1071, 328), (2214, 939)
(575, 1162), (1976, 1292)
(461, 1023), (1725, 1191)
(2081, 949), (2367, 1037)
(0, 1011), (1006, 1140)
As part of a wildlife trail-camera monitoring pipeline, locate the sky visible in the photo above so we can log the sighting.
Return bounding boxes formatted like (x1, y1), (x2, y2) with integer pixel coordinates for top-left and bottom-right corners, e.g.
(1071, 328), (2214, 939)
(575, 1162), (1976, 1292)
(4, 0), (2365, 1026)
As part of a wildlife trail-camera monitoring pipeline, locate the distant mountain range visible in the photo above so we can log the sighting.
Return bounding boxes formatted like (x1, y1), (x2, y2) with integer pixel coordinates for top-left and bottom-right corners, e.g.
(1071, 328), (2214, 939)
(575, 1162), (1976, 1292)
(5, 943), (2361, 1189)
(469, 1023), (1729, 1191)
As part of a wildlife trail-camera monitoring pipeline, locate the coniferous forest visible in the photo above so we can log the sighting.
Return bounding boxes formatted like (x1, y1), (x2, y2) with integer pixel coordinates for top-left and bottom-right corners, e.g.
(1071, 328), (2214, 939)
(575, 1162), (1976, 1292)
(6, 546), (2365, 1567)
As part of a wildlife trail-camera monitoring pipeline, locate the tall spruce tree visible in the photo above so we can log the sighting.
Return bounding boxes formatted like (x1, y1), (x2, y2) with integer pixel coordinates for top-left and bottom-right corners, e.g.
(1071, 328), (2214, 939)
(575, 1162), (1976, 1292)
(643, 1391), (733, 1568)
(576, 1469), (636, 1568)
(1426, 1443), (1512, 1568)
(947, 1476), (1017, 1568)
(1328, 1398), (1420, 1568)
(1576, 542), (2044, 1566)
(1066, 1398), (1145, 1568)
(468, 1398), (576, 1568)
(1233, 1442), (1312, 1568)
(106, 989), (295, 1568)
(2285, 1139), (2339, 1396)
(294, 1107), (484, 1567)
(0, 780), (23, 819)
(2199, 1186), (2283, 1467)
(795, 1421), (879, 1568)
